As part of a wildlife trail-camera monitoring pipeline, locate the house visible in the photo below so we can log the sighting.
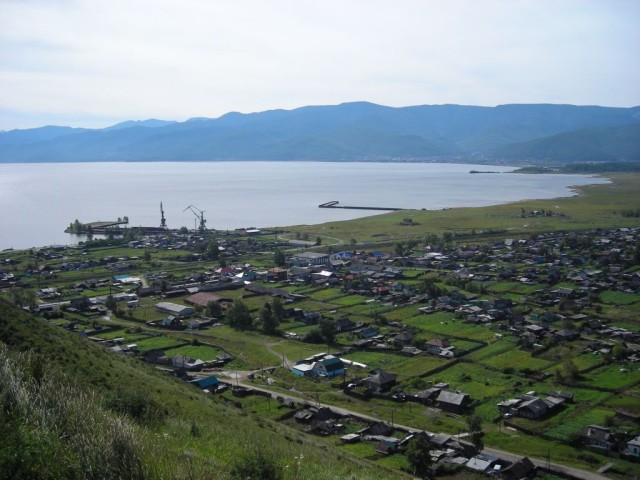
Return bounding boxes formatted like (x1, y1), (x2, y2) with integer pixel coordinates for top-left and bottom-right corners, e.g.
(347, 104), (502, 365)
(188, 374), (218, 389)
(157, 316), (184, 329)
(555, 328), (579, 342)
(498, 394), (552, 420)
(414, 388), (442, 404)
(436, 389), (472, 413)
(389, 331), (414, 346)
(400, 346), (422, 356)
(172, 354), (205, 371)
(155, 302), (194, 317)
(358, 326), (379, 339)
(335, 317), (358, 332)
(500, 457), (535, 480)
(516, 397), (549, 419)
(625, 435), (640, 458)
(310, 419), (343, 436)
(295, 406), (335, 424)
(553, 287), (575, 298)
(580, 425), (616, 451)
(138, 286), (161, 297)
(340, 433), (361, 444)
(364, 422), (393, 437)
(312, 355), (346, 378)
(268, 267), (288, 281)
(374, 438), (399, 455)
(291, 362), (315, 377)
(294, 409), (314, 423)
(465, 454), (499, 474)
(69, 297), (90, 310)
(297, 310), (322, 325)
(425, 338), (449, 355)
(362, 370), (397, 393)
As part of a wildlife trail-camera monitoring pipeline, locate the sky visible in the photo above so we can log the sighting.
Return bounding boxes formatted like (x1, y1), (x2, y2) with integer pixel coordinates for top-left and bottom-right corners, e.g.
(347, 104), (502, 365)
(1, 0), (639, 131)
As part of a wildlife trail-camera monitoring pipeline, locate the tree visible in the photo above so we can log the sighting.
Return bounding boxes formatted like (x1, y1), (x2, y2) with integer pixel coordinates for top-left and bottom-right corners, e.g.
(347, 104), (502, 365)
(206, 239), (219, 260)
(207, 301), (222, 318)
(272, 297), (286, 322)
(261, 303), (278, 335)
(319, 318), (336, 345)
(226, 300), (253, 330)
(143, 250), (152, 262)
(562, 358), (579, 383)
(612, 344), (629, 361)
(405, 434), (432, 477)
(105, 295), (117, 312)
(467, 414), (485, 453)
(315, 236), (322, 246)
(274, 248), (286, 267)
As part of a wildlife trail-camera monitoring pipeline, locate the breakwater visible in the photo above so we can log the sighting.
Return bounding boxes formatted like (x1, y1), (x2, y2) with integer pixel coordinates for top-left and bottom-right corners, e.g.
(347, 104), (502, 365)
(319, 201), (405, 211)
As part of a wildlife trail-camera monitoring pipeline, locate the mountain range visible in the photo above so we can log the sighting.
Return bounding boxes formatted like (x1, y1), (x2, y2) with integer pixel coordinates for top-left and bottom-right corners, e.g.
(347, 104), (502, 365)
(1, 102), (639, 163)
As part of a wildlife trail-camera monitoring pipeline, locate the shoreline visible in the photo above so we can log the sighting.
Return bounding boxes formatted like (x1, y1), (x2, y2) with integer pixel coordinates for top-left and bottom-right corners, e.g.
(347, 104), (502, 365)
(2, 173), (626, 254)
(0, 163), (616, 251)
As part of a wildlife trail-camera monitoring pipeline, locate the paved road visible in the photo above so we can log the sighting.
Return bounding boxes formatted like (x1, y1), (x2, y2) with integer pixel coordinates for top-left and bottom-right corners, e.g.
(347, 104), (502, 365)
(225, 379), (612, 480)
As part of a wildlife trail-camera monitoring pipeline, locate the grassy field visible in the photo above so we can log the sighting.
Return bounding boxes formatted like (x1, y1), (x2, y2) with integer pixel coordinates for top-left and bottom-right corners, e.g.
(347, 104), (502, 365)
(599, 290), (640, 305)
(133, 335), (187, 352)
(341, 350), (450, 379)
(286, 173), (640, 245)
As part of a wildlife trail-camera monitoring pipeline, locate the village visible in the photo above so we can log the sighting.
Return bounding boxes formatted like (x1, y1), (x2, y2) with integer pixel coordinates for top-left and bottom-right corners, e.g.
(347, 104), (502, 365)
(1, 222), (639, 478)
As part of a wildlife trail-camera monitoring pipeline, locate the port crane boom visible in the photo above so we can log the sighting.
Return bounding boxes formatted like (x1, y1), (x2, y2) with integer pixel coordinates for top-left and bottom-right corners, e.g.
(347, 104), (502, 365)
(183, 205), (207, 233)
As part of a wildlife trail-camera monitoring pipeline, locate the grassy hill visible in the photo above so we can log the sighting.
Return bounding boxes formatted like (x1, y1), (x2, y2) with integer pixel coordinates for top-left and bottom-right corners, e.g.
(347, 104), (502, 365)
(0, 300), (401, 480)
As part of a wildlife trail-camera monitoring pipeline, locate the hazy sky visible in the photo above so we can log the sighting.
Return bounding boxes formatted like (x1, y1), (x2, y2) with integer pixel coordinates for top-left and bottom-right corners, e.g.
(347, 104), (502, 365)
(1, 0), (639, 130)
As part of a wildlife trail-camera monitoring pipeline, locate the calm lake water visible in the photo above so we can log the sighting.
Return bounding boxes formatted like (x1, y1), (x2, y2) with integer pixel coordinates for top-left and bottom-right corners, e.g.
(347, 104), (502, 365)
(0, 162), (608, 250)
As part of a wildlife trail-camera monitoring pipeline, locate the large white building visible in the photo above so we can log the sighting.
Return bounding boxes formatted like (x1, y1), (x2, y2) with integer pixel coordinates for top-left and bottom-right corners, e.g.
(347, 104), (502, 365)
(293, 251), (330, 266)
(155, 302), (194, 317)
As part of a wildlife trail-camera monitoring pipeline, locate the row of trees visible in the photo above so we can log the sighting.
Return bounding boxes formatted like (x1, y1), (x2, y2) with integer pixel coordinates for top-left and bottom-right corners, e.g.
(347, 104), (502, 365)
(220, 298), (286, 335)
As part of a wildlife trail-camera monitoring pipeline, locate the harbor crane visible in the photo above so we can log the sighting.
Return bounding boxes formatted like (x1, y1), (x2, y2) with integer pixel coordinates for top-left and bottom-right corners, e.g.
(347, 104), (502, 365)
(160, 202), (167, 229)
(183, 205), (207, 233)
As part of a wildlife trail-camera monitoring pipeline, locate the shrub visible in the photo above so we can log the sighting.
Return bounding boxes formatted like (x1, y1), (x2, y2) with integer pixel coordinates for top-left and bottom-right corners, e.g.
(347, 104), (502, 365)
(231, 449), (282, 480)
(103, 388), (167, 426)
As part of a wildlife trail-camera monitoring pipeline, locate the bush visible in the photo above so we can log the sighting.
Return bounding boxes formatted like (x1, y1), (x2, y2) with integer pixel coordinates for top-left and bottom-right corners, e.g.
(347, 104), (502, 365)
(231, 449), (282, 480)
(104, 389), (167, 426)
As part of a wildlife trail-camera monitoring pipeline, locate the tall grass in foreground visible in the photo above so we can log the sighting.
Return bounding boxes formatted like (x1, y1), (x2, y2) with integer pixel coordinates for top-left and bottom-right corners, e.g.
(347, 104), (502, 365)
(0, 345), (143, 479)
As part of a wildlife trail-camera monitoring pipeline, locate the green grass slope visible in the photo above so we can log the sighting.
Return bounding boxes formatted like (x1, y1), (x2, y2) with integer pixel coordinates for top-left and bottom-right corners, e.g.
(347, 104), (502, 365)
(0, 300), (401, 480)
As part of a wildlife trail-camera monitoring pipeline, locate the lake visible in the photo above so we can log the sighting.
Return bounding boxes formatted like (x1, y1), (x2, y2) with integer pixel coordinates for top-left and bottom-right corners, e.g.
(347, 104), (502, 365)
(0, 161), (608, 250)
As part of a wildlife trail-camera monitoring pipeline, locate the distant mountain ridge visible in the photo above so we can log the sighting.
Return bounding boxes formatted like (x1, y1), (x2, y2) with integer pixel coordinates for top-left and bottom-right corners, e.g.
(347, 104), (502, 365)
(1, 102), (639, 163)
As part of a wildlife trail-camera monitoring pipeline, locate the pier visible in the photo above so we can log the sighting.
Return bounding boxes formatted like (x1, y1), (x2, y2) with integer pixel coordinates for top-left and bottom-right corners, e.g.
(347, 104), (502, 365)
(318, 201), (405, 211)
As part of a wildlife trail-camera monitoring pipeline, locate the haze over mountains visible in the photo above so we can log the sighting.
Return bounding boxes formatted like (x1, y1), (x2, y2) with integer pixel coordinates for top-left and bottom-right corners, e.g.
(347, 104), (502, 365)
(1, 102), (639, 164)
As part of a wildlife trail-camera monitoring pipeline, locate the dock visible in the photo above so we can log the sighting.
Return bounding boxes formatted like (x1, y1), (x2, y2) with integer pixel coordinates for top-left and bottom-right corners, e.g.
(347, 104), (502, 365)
(318, 201), (404, 211)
